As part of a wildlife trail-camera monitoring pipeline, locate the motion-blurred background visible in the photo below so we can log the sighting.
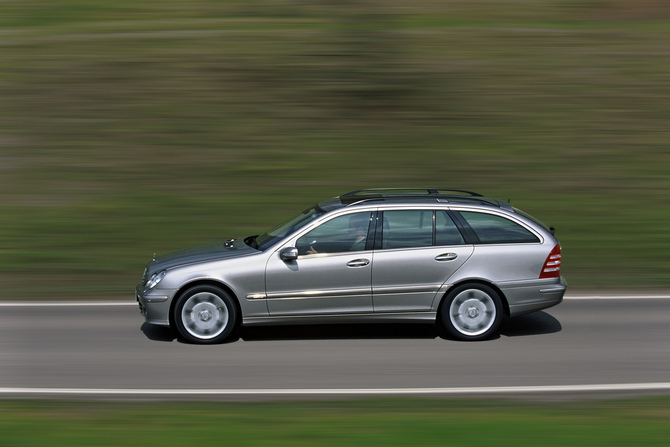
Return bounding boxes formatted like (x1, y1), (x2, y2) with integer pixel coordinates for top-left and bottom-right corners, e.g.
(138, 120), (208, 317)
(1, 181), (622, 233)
(1, 0), (669, 299)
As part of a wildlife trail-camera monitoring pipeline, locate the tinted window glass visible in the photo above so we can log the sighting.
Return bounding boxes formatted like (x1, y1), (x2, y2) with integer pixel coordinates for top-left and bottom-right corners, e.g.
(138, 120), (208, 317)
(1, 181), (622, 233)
(458, 211), (539, 244)
(382, 210), (433, 249)
(296, 212), (371, 255)
(435, 211), (465, 245)
(513, 207), (551, 232)
(256, 206), (326, 251)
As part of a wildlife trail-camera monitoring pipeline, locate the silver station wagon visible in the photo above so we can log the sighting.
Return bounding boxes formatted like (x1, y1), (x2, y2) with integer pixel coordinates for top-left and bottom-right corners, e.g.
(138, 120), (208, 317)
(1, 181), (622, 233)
(136, 189), (566, 343)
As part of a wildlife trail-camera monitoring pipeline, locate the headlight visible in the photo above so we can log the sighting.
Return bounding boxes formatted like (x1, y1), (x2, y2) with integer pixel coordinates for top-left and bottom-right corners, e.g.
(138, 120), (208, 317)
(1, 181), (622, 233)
(145, 270), (166, 290)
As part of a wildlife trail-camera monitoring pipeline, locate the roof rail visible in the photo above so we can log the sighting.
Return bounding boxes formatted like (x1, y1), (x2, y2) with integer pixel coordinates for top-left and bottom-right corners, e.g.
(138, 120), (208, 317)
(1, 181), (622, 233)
(340, 188), (480, 203)
(341, 188), (481, 199)
(338, 188), (508, 208)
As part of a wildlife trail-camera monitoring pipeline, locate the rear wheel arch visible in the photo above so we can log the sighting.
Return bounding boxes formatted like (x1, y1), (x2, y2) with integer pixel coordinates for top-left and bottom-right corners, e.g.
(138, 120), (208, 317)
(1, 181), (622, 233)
(438, 279), (509, 318)
(437, 280), (508, 341)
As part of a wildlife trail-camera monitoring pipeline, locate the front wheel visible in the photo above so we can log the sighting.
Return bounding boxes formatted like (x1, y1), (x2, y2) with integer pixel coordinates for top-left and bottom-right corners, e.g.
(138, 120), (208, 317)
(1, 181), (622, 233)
(173, 285), (238, 344)
(441, 284), (503, 341)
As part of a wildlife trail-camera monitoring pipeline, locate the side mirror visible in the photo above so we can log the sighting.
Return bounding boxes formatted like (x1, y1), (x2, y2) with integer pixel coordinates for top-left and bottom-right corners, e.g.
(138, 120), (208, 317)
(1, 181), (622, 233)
(279, 247), (298, 262)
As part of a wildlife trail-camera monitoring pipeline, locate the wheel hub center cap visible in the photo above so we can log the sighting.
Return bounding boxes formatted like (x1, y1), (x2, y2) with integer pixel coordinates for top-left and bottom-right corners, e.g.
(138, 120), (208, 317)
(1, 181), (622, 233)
(198, 309), (213, 322)
(466, 306), (479, 319)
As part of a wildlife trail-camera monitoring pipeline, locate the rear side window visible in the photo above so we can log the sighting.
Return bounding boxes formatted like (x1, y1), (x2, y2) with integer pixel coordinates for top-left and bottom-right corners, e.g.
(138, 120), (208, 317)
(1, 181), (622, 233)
(458, 211), (539, 244)
(435, 211), (465, 245)
(382, 210), (433, 249)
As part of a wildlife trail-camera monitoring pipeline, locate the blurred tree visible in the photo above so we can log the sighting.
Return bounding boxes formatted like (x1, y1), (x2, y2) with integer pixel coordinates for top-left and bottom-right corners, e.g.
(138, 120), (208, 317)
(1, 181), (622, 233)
(297, 0), (421, 115)
(232, 0), (436, 122)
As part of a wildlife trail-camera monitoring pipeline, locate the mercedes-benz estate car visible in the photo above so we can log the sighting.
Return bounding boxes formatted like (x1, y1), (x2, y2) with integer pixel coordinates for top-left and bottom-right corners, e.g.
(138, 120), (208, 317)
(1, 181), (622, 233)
(136, 189), (566, 343)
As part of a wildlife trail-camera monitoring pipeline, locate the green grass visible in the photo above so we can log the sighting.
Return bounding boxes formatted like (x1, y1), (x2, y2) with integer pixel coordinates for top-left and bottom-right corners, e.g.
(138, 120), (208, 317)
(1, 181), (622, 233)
(1, 0), (670, 298)
(2, 398), (670, 446)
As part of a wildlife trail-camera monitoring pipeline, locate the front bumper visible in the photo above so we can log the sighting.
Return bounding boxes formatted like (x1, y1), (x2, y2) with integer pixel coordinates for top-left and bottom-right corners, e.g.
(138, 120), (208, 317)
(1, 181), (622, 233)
(135, 284), (171, 326)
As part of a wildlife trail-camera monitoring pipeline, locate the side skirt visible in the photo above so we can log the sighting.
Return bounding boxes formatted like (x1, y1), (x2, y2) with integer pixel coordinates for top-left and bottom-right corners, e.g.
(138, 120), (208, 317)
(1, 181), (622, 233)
(242, 312), (437, 327)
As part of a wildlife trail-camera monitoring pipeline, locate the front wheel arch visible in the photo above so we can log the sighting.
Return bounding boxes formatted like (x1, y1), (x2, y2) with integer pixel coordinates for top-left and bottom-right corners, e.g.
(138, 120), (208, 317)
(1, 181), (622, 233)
(169, 280), (241, 329)
(170, 281), (242, 344)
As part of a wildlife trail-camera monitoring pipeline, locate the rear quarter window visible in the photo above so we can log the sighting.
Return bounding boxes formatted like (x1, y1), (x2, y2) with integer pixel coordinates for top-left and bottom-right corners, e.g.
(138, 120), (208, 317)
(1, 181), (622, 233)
(458, 211), (539, 244)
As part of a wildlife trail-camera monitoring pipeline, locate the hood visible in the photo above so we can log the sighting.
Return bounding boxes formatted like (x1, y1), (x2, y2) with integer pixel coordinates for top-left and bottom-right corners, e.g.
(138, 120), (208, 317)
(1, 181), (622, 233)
(146, 238), (256, 273)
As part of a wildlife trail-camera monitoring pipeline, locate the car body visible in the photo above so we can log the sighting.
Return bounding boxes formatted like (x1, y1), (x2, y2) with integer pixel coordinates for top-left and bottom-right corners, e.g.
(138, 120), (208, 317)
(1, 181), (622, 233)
(136, 189), (566, 343)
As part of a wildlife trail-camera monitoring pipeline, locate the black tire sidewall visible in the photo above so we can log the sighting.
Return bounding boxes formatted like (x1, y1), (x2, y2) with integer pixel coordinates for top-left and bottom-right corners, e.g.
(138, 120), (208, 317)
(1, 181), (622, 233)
(440, 283), (503, 341)
(173, 285), (237, 344)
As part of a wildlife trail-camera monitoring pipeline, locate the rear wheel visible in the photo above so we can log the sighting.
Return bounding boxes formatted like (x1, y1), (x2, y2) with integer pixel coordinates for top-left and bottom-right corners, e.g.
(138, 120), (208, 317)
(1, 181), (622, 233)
(173, 285), (237, 344)
(441, 284), (502, 341)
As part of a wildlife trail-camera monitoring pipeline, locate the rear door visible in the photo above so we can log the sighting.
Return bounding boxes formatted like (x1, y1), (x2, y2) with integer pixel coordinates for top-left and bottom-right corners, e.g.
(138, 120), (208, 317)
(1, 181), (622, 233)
(371, 209), (473, 312)
(265, 211), (375, 316)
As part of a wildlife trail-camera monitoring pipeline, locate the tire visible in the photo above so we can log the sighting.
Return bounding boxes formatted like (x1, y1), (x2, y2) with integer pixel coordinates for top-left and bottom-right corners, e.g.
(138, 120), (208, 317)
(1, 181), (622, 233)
(440, 283), (503, 341)
(173, 285), (238, 344)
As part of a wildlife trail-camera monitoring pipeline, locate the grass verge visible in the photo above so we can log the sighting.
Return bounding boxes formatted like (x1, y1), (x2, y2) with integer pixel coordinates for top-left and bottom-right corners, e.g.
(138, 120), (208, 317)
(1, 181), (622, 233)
(2, 397), (670, 446)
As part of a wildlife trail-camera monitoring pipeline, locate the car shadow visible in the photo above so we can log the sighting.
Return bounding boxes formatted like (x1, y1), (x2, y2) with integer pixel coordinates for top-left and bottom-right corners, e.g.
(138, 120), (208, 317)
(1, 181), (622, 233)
(140, 323), (177, 342)
(239, 323), (440, 342)
(140, 312), (561, 343)
(239, 311), (562, 342)
(499, 311), (562, 337)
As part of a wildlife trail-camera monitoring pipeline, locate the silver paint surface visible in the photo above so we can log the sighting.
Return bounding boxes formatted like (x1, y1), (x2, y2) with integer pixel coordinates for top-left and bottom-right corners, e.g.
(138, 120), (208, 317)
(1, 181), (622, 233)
(137, 197), (566, 331)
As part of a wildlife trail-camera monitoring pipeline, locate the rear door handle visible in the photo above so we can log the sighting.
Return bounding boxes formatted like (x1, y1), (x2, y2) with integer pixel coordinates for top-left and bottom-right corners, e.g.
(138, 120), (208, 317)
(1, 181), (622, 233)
(347, 259), (370, 268)
(435, 253), (458, 261)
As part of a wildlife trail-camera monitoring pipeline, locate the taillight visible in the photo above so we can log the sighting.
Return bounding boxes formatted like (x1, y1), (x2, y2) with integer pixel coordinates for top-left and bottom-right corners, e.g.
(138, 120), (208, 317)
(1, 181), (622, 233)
(539, 244), (562, 279)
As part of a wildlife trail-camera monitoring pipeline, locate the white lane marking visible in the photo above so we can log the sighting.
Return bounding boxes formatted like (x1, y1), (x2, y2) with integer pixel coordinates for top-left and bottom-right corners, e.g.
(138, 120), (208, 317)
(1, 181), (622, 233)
(565, 295), (670, 300)
(2, 294), (670, 307)
(0, 294), (670, 307)
(0, 302), (137, 307)
(1, 383), (670, 396)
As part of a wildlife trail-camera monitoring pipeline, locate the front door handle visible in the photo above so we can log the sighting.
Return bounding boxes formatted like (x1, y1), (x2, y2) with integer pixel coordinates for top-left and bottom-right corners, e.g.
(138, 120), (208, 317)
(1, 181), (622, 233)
(435, 253), (458, 261)
(347, 259), (370, 268)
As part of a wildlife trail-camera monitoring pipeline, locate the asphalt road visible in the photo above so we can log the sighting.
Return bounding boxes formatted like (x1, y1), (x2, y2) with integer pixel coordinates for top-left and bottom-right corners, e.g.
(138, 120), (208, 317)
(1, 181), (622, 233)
(1, 296), (669, 399)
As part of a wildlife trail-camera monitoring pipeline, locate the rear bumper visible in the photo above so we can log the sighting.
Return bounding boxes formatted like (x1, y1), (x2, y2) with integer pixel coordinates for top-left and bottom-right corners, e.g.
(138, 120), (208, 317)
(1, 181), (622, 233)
(499, 276), (567, 317)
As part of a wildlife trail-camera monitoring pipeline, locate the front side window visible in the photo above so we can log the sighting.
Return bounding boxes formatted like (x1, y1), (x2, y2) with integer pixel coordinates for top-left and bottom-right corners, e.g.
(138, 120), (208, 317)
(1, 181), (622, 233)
(381, 210), (433, 249)
(458, 211), (539, 244)
(296, 212), (372, 255)
(255, 206), (327, 251)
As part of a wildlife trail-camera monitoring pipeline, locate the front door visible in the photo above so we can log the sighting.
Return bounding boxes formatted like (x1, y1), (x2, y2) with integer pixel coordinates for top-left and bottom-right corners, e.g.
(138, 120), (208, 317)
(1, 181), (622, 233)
(265, 211), (374, 316)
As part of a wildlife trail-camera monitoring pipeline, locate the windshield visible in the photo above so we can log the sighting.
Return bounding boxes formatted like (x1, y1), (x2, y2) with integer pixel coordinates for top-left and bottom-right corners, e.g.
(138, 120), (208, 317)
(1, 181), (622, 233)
(252, 206), (327, 251)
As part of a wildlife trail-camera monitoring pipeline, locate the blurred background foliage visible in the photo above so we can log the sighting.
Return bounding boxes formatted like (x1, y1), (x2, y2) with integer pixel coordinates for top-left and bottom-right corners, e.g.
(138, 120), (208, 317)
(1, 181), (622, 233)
(1, 0), (669, 298)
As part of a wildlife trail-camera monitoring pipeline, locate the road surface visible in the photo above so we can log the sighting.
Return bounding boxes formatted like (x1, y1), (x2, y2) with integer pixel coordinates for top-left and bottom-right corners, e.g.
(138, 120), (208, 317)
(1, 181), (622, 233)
(1, 295), (669, 399)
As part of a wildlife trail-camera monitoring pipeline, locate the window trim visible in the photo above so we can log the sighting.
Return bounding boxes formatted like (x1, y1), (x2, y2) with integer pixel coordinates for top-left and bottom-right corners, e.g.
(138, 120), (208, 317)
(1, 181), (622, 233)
(448, 210), (479, 244)
(365, 210), (379, 251)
